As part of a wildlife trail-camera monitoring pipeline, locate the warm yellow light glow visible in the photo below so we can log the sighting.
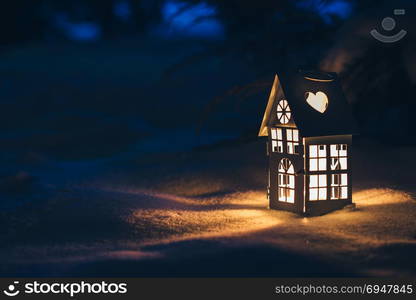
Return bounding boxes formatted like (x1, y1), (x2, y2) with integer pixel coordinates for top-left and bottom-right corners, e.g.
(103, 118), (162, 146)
(278, 158), (295, 203)
(116, 186), (416, 271)
(305, 91), (329, 113)
(304, 76), (334, 82)
(353, 188), (412, 206)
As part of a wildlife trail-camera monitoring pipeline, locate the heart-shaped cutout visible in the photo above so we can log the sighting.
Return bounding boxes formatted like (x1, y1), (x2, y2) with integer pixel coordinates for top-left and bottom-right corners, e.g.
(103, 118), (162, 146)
(305, 91), (328, 113)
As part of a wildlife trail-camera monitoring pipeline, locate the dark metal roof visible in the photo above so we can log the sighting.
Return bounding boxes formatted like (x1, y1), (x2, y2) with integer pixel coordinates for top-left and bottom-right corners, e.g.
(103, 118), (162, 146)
(259, 70), (358, 137)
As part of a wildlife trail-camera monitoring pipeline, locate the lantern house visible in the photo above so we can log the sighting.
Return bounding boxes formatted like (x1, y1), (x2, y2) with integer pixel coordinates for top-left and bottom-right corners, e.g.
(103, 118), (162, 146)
(258, 70), (357, 216)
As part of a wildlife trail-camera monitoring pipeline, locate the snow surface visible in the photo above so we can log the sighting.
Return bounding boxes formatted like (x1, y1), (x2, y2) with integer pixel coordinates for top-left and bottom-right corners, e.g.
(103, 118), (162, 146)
(1, 139), (415, 277)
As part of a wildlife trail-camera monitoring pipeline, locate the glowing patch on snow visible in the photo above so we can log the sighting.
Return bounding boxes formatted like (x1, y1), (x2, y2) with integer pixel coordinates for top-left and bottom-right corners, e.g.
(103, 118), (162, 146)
(353, 188), (412, 206)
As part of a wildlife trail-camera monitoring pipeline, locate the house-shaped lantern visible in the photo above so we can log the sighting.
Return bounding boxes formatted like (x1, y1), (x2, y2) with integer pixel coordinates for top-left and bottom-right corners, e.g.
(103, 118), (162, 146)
(258, 70), (357, 216)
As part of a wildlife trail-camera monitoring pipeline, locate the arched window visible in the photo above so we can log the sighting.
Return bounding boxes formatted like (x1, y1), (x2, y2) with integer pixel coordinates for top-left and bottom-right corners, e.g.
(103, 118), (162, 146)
(278, 158), (295, 203)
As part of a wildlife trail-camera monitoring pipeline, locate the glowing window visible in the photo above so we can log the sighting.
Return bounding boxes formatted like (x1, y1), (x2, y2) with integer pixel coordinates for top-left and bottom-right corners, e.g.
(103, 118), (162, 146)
(286, 129), (299, 142)
(309, 145), (318, 158)
(286, 129), (300, 155)
(278, 158), (295, 203)
(331, 173), (348, 199)
(309, 174), (327, 201)
(271, 129), (277, 140)
(293, 130), (299, 141)
(330, 144), (347, 170)
(309, 145), (327, 171)
(271, 128), (283, 153)
(277, 99), (291, 124)
(287, 129), (292, 141)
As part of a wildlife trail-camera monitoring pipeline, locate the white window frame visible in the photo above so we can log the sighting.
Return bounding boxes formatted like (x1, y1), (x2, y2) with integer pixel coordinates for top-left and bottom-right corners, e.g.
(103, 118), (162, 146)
(271, 128), (283, 153)
(278, 158), (295, 203)
(309, 174), (327, 201)
(330, 144), (348, 170)
(286, 129), (300, 155)
(331, 173), (348, 199)
(309, 144), (327, 171)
